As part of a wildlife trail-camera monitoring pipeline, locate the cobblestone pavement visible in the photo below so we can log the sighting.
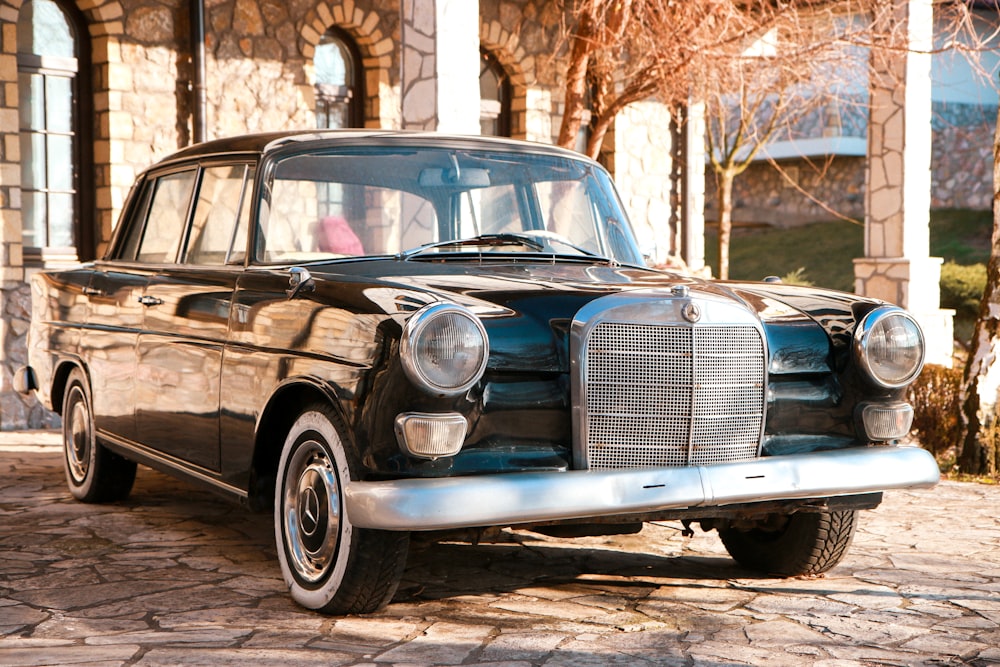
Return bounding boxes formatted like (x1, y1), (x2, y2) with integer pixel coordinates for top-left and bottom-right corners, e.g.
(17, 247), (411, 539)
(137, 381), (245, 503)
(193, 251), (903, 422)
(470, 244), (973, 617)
(1, 432), (998, 667)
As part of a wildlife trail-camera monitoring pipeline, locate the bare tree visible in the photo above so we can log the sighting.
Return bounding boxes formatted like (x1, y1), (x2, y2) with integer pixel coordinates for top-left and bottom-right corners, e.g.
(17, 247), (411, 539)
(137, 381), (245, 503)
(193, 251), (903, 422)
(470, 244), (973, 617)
(694, 2), (883, 279)
(556, 1), (741, 160)
(953, 8), (1000, 477)
(555, 0), (871, 278)
(958, 109), (1000, 475)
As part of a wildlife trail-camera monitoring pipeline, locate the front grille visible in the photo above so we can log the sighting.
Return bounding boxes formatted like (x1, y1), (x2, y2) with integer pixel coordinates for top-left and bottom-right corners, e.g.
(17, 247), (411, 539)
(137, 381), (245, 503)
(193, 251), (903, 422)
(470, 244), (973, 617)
(582, 322), (765, 470)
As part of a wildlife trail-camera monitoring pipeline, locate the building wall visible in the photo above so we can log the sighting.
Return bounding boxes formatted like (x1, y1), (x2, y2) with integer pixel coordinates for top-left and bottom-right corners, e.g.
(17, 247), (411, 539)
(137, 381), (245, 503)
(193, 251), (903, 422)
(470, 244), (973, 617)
(706, 100), (996, 229)
(0, 0), (679, 429)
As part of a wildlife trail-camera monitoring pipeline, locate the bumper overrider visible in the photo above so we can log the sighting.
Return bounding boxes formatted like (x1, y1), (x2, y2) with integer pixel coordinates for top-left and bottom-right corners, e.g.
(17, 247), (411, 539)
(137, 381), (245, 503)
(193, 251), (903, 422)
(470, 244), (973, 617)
(345, 445), (939, 531)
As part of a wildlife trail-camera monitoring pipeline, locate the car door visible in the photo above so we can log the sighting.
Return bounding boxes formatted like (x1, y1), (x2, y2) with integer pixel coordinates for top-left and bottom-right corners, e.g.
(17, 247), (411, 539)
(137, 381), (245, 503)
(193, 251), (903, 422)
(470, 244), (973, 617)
(80, 176), (158, 444)
(83, 264), (148, 442)
(133, 163), (253, 471)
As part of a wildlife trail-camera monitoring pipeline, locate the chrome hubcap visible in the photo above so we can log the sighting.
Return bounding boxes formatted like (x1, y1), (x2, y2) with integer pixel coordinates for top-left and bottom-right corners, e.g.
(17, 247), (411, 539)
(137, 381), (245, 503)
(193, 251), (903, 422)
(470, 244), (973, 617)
(282, 440), (340, 583)
(65, 388), (91, 483)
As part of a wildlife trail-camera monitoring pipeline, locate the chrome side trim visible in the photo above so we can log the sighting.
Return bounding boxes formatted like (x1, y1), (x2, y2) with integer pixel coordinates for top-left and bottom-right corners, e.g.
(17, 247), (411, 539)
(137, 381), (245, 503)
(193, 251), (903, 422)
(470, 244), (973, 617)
(344, 446), (939, 531)
(97, 430), (248, 500)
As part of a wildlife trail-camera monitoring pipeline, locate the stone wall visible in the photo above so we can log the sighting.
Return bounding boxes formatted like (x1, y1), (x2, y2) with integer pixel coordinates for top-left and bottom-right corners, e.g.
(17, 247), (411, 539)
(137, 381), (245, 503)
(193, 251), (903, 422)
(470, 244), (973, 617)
(706, 101), (996, 229)
(931, 102), (994, 210)
(706, 156), (866, 228)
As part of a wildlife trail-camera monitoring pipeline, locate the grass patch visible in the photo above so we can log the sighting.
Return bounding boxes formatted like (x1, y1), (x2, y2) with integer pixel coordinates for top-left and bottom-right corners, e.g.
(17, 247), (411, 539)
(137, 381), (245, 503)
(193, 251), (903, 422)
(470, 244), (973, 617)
(704, 208), (992, 293)
(929, 209), (993, 265)
(705, 220), (863, 291)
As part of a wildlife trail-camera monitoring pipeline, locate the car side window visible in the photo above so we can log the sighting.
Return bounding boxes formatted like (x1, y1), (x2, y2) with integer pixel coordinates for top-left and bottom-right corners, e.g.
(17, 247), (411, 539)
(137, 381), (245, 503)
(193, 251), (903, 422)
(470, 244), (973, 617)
(135, 170), (198, 264)
(184, 164), (255, 265)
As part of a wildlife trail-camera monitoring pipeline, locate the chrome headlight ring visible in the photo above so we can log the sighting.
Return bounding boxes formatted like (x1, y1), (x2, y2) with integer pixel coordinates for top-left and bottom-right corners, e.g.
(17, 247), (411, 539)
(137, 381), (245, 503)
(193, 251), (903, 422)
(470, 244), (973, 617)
(854, 306), (926, 389)
(400, 303), (489, 397)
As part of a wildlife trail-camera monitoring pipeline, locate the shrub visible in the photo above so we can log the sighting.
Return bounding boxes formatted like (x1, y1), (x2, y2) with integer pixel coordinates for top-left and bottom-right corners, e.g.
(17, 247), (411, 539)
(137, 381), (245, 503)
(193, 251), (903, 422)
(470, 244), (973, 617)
(940, 261), (986, 320)
(780, 267), (813, 286)
(907, 364), (964, 457)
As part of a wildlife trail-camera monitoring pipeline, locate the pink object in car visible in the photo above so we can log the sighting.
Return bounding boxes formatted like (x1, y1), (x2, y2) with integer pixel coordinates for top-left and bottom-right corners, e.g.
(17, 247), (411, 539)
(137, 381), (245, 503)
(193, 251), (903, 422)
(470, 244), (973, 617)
(319, 215), (363, 255)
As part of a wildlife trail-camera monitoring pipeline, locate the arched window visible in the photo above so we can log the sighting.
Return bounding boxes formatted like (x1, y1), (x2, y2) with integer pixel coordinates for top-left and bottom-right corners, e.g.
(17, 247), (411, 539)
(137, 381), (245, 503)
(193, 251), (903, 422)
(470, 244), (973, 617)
(314, 28), (363, 129)
(17, 0), (93, 262)
(480, 49), (511, 137)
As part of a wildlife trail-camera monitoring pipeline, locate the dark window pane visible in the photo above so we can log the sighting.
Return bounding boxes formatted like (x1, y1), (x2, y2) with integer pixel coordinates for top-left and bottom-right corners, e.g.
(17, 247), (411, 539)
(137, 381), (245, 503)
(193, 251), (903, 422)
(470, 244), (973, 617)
(480, 63), (499, 100)
(480, 50), (510, 137)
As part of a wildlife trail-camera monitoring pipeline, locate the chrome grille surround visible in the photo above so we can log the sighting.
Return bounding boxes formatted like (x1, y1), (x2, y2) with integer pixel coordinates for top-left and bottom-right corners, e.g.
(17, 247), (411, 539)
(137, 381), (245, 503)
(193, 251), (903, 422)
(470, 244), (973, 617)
(570, 290), (768, 470)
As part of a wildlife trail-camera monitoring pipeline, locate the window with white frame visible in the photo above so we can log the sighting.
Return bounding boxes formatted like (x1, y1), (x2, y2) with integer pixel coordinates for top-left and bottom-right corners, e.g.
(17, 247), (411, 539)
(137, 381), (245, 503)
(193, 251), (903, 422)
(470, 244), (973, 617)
(17, 0), (92, 262)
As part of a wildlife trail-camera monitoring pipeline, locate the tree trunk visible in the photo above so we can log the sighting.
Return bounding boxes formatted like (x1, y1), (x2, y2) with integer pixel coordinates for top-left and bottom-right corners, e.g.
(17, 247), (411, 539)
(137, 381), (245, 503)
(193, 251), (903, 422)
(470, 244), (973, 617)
(717, 169), (735, 281)
(957, 105), (1000, 476)
(556, 15), (594, 151)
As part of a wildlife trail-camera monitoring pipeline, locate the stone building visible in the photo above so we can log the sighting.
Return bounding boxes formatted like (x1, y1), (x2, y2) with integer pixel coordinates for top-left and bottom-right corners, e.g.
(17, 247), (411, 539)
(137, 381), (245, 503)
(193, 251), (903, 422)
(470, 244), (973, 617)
(0, 0), (695, 429)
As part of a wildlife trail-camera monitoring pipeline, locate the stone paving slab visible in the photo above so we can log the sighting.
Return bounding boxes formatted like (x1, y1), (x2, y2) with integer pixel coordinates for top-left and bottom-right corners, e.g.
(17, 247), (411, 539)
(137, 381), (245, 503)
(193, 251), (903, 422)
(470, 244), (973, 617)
(1, 432), (998, 666)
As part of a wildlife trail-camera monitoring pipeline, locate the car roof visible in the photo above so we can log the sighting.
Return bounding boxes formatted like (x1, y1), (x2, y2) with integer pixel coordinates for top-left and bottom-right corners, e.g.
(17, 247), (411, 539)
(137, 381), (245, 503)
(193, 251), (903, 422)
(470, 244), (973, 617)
(152, 129), (590, 169)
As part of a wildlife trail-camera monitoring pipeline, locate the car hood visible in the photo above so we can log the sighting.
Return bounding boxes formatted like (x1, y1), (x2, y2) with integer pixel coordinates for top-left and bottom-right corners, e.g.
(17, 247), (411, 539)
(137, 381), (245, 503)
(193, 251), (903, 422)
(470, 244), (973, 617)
(307, 258), (882, 374)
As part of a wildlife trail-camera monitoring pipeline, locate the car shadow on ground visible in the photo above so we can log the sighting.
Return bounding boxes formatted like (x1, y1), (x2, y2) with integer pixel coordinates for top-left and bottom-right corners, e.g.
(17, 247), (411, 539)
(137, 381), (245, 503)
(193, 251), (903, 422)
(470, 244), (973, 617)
(8, 453), (755, 610)
(399, 536), (746, 603)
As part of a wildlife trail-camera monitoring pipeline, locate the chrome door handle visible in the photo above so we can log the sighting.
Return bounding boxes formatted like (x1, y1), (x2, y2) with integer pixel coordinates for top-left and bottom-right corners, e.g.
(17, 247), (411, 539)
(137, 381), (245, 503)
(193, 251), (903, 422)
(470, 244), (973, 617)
(137, 295), (164, 306)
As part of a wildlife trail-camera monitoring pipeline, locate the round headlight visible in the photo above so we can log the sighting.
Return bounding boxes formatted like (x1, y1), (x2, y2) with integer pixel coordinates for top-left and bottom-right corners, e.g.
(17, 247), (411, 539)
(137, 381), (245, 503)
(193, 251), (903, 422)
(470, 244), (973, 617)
(854, 306), (925, 388)
(401, 303), (489, 396)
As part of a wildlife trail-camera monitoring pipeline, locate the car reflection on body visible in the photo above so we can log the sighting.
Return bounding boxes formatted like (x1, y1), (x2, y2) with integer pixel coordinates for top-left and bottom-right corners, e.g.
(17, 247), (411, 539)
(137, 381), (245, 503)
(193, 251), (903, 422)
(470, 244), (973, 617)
(17, 130), (939, 615)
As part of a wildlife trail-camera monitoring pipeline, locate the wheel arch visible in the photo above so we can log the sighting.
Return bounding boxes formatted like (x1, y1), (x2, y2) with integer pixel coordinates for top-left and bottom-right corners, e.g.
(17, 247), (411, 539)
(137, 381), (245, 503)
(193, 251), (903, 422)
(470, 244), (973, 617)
(247, 377), (354, 512)
(49, 358), (89, 416)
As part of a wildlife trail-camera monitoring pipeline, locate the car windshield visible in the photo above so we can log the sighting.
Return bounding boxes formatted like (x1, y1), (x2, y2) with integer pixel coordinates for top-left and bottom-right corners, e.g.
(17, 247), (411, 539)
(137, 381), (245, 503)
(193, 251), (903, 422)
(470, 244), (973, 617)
(256, 146), (643, 265)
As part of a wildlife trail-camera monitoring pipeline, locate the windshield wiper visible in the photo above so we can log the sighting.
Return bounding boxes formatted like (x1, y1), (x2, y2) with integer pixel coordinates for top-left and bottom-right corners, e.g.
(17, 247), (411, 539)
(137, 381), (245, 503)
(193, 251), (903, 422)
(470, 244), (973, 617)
(399, 233), (545, 259)
(525, 230), (602, 258)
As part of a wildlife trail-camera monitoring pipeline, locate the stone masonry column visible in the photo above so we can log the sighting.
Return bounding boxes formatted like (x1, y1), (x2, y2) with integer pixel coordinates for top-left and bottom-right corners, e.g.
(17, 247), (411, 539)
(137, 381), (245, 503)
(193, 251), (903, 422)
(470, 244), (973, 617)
(0, 7), (36, 430)
(400, 0), (480, 133)
(684, 100), (707, 274)
(854, 0), (954, 366)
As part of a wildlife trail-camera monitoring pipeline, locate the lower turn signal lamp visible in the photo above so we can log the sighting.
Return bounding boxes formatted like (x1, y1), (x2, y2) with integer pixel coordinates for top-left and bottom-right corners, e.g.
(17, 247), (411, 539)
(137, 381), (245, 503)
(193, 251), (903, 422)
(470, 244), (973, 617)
(394, 412), (468, 459)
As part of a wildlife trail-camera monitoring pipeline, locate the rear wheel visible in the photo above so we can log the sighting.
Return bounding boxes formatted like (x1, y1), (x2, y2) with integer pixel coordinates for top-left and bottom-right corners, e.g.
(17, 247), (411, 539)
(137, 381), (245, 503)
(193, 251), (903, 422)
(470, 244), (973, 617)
(62, 369), (136, 503)
(274, 404), (409, 614)
(718, 509), (858, 576)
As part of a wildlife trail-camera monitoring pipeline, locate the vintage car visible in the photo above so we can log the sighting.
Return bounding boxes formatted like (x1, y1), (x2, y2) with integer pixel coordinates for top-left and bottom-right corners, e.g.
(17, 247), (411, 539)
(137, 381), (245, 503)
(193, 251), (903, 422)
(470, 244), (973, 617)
(17, 130), (939, 615)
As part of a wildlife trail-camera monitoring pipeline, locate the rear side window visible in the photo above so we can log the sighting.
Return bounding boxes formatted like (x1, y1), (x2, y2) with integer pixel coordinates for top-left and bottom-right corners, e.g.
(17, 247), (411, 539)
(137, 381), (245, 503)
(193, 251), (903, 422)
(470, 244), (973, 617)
(134, 170), (197, 264)
(184, 164), (255, 265)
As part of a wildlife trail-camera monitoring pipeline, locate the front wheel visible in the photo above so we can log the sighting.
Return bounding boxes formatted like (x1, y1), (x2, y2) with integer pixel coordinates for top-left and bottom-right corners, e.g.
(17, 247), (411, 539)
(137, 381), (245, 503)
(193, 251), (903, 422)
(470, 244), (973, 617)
(718, 509), (858, 576)
(61, 368), (136, 503)
(274, 404), (409, 614)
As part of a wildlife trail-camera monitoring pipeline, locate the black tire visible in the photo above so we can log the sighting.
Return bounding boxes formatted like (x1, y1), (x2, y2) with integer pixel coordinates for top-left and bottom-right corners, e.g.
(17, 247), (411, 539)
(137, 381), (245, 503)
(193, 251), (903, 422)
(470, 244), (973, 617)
(274, 404), (409, 614)
(718, 509), (858, 576)
(62, 369), (136, 503)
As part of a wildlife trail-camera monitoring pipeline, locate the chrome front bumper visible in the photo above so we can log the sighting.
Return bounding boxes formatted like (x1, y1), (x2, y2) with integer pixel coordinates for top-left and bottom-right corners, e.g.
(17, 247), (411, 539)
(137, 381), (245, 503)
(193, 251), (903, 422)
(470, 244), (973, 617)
(345, 446), (940, 531)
